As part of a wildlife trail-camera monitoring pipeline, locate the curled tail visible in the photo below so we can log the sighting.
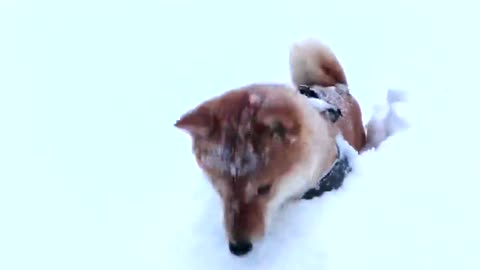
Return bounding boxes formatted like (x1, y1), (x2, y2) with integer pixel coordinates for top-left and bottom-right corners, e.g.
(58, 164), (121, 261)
(289, 38), (347, 88)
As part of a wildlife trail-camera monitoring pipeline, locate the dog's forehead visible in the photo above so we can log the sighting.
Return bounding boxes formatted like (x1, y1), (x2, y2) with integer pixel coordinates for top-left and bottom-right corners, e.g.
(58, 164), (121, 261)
(198, 127), (261, 180)
(206, 84), (297, 124)
(196, 85), (304, 187)
(210, 89), (262, 120)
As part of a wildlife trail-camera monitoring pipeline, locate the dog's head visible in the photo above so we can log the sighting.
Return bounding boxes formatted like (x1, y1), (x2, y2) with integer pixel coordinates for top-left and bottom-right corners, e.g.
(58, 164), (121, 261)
(175, 84), (309, 256)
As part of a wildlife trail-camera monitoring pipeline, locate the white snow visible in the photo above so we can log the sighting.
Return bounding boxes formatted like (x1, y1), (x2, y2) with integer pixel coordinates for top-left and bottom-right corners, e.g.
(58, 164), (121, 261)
(308, 97), (338, 112)
(1, 0), (480, 270)
(162, 89), (480, 270)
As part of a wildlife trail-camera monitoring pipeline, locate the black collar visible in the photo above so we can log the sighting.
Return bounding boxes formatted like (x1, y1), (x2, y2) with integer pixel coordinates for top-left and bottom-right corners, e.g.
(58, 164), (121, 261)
(301, 142), (352, 200)
(298, 84), (352, 200)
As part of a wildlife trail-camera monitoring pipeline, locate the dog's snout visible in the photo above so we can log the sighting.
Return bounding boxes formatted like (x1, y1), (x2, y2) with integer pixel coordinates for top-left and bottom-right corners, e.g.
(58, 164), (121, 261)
(228, 240), (253, 256)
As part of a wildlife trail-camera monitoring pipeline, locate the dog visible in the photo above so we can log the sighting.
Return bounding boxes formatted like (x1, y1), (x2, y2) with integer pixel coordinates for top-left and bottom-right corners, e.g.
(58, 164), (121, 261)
(174, 38), (382, 256)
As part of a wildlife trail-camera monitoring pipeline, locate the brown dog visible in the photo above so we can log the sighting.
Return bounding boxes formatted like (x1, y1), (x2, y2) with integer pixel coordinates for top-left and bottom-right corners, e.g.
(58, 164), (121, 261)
(175, 38), (367, 256)
(289, 38), (366, 151)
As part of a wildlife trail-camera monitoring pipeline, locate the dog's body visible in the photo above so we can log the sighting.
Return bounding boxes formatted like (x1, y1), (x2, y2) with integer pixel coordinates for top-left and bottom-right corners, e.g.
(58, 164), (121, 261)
(290, 39), (367, 152)
(175, 39), (382, 256)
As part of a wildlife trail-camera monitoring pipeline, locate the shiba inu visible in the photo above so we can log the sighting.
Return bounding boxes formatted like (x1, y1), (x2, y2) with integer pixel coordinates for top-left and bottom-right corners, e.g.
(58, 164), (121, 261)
(174, 38), (394, 256)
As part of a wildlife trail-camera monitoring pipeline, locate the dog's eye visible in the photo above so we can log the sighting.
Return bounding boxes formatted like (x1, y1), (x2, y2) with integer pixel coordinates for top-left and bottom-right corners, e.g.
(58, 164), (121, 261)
(257, 184), (272, 196)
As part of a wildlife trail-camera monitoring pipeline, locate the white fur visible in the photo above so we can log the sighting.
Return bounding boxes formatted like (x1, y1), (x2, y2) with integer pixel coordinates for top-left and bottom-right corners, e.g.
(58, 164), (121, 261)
(261, 39), (345, 234)
(263, 90), (337, 237)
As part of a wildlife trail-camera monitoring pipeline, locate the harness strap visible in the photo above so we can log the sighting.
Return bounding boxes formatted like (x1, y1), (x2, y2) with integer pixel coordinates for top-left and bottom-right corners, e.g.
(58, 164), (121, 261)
(298, 84), (352, 200)
(301, 143), (352, 200)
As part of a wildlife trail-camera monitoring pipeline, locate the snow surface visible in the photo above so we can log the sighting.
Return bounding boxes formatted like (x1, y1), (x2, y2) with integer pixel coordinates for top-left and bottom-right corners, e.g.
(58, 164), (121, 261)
(1, 0), (480, 270)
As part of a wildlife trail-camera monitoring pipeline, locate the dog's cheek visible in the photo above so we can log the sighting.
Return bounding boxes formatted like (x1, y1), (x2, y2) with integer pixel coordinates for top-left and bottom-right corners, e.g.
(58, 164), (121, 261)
(262, 185), (287, 231)
(246, 200), (267, 239)
(208, 177), (229, 201)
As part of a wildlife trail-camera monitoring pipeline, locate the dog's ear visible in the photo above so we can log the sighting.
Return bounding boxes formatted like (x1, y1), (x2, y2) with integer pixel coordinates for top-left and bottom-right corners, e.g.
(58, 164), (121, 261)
(175, 105), (216, 138)
(255, 96), (300, 139)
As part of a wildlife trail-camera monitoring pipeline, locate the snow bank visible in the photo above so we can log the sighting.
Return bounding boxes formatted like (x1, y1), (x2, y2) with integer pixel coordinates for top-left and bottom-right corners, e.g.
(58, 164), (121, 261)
(161, 88), (480, 270)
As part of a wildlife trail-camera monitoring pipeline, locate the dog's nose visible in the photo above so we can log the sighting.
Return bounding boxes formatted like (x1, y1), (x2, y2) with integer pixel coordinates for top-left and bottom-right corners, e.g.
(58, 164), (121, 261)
(228, 240), (253, 256)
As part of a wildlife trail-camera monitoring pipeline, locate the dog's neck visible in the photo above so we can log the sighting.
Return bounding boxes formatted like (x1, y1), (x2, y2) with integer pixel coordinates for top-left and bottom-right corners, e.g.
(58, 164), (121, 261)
(297, 84), (353, 200)
(301, 139), (352, 200)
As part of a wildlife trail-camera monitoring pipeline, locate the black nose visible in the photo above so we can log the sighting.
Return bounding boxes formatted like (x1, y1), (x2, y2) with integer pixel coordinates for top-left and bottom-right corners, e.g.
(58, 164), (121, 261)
(229, 240), (253, 256)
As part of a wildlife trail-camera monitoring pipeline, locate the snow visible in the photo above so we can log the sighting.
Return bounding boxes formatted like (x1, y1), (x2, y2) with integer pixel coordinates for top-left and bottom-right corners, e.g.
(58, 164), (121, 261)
(163, 90), (480, 270)
(1, 0), (479, 270)
(308, 96), (338, 112)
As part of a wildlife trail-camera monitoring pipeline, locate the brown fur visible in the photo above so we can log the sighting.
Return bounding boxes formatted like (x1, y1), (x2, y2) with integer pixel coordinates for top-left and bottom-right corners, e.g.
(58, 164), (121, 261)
(175, 84), (332, 244)
(307, 85), (366, 151)
(290, 38), (366, 151)
(290, 38), (348, 87)
(175, 38), (366, 254)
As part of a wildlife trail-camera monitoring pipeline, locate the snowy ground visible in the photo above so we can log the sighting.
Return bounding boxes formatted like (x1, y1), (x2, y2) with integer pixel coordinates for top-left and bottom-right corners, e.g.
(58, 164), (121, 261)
(1, 0), (480, 270)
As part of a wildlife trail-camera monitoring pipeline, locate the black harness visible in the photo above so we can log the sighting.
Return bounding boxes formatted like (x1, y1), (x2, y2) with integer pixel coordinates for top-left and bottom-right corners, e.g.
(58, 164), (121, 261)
(298, 84), (353, 200)
(301, 142), (352, 200)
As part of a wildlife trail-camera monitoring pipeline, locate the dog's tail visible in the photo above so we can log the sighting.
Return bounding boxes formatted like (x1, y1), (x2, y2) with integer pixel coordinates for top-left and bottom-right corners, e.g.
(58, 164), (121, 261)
(289, 38), (347, 88)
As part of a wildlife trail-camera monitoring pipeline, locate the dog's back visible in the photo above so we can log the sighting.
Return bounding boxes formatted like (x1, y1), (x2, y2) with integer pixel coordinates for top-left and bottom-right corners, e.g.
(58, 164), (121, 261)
(289, 39), (367, 152)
